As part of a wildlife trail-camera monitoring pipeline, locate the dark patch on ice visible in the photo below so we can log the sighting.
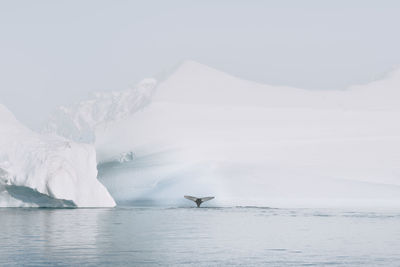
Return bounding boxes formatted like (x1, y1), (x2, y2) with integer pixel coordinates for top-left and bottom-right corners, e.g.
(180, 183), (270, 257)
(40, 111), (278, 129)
(5, 185), (76, 208)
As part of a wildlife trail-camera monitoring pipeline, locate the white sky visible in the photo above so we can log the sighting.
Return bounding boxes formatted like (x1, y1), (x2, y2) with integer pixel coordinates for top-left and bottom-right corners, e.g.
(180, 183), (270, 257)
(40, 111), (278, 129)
(1, 0), (400, 129)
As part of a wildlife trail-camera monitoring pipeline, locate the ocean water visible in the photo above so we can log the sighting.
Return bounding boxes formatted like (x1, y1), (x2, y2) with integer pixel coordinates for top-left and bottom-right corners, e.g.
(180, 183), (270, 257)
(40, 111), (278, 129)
(1, 207), (400, 266)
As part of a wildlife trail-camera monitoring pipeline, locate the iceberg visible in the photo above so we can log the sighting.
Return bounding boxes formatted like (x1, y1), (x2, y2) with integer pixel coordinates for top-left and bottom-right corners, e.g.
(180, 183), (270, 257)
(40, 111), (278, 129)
(0, 104), (115, 207)
(45, 78), (157, 143)
(47, 61), (400, 208)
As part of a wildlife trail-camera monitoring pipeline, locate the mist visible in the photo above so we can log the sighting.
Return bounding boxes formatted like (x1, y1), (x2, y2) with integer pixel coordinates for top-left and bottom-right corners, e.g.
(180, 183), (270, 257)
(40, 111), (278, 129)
(1, 0), (400, 129)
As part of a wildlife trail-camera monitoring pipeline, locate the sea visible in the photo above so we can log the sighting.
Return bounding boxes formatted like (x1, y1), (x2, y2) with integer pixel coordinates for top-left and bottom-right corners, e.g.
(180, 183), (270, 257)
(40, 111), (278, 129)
(1, 206), (400, 266)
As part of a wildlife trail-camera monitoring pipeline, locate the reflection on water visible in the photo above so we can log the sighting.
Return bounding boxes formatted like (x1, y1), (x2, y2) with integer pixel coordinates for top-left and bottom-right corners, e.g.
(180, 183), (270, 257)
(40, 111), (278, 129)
(1, 207), (400, 266)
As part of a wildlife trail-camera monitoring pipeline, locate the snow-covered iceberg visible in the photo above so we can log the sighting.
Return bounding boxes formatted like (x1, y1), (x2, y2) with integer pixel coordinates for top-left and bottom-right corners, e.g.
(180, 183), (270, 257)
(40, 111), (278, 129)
(46, 78), (157, 143)
(0, 104), (115, 207)
(47, 61), (400, 208)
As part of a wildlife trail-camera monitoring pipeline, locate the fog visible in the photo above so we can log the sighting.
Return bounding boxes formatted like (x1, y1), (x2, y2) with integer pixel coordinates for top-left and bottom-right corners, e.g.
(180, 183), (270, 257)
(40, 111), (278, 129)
(1, 0), (400, 129)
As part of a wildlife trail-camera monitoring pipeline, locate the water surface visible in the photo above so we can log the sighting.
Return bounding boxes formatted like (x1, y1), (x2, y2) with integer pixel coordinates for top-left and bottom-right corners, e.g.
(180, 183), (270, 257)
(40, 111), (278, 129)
(1, 207), (400, 266)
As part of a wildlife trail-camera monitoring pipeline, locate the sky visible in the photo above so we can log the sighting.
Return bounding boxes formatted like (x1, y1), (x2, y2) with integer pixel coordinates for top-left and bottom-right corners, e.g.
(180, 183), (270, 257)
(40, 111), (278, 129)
(1, 0), (400, 129)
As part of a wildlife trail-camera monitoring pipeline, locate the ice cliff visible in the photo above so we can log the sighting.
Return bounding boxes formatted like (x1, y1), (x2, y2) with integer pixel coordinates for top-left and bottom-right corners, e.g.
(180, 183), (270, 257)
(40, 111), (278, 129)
(0, 104), (115, 207)
(46, 61), (400, 208)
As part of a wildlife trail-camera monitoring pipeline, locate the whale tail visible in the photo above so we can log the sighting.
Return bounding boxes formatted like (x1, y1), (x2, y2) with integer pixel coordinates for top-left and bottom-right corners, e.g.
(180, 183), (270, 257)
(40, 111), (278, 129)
(184, 195), (214, 207)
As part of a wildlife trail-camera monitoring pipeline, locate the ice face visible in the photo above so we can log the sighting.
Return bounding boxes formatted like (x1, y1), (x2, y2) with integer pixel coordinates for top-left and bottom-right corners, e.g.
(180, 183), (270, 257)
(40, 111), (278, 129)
(0, 104), (115, 207)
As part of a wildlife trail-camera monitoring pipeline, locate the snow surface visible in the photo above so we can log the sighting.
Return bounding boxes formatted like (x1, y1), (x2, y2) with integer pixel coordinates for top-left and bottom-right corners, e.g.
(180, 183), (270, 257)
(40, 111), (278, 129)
(47, 61), (400, 208)
(0, 104), (115, 207)
(46, 79), (157, 143)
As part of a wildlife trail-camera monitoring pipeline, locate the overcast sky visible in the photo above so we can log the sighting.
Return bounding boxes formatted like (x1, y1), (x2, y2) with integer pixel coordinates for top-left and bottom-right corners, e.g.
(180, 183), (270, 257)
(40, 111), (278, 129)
(1, 0), (400, 129)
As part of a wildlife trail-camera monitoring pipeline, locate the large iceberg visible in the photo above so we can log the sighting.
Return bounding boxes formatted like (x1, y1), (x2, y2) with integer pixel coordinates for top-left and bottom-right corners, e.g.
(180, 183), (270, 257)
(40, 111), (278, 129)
(0, 104), (115, 207)
(47, 61), (400, 208)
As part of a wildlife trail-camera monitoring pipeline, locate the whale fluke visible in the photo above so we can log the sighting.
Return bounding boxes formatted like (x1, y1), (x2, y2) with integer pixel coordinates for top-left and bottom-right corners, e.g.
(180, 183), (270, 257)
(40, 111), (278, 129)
(184, 195), (214, 207)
